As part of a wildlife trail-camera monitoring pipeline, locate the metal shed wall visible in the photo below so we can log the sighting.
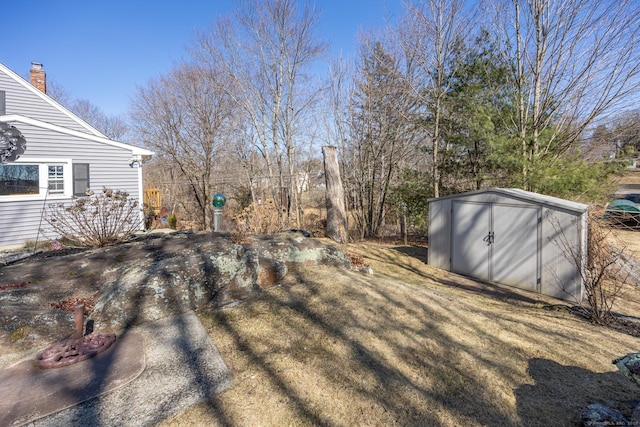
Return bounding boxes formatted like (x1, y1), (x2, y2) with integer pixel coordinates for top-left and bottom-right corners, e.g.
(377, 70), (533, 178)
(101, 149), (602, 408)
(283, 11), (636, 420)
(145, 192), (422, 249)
(428, 188), (588, 302)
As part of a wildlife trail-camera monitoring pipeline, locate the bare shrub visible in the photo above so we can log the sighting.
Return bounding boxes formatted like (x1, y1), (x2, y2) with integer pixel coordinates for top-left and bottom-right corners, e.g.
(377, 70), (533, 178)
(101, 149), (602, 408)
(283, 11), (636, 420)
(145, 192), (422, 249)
(303, 212), (326, 238)
(552, 210), (631, 323)
(234, 199), (289, 235)
(43, 187), (142, 248)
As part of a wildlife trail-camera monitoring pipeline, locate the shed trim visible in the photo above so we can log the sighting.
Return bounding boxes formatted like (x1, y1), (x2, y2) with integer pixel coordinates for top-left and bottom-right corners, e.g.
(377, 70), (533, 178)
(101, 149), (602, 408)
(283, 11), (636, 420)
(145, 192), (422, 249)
(428, 188), (587, 214)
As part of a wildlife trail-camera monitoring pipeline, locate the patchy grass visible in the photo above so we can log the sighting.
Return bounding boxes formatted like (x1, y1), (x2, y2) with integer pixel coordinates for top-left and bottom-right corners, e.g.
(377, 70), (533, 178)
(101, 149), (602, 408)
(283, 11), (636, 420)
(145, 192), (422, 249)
(7, 324), (26, 342)
(160, 241), (640, 426)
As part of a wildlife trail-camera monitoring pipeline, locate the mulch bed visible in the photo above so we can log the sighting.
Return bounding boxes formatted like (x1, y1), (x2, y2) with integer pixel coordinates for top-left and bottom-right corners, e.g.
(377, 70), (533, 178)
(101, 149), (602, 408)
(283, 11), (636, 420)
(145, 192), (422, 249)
(0, 281), (29, 291)
(50, 297), (96, 314)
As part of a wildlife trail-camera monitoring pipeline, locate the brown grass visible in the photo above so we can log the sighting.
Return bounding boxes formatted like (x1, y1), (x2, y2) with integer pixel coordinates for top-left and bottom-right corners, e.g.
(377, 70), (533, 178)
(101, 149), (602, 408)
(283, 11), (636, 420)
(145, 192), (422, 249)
(160, 241), (640, 427)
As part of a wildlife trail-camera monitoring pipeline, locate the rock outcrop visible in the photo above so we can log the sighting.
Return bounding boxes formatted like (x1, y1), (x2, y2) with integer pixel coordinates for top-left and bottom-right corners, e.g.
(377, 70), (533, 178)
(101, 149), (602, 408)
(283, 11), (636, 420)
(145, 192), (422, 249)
(0, 231), (351, 341)
(89, 231), (350, 330)
(614, 353), (640, 389)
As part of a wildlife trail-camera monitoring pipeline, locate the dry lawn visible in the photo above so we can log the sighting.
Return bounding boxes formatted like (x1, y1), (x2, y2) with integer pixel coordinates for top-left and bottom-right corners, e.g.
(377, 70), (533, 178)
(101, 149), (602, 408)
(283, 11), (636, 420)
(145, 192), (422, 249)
(160, 241), (640, 427)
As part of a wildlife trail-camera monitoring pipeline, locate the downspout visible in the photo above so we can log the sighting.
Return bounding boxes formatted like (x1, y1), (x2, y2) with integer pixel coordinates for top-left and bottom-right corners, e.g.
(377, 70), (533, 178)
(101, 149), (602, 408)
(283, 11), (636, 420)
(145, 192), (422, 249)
(133, 154), (145, 230)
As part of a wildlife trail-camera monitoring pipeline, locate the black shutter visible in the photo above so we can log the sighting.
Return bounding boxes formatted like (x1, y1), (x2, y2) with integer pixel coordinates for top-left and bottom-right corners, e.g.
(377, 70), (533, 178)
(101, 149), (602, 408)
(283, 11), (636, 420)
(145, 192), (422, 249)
(73, 163), (90, 196)
(0, 91), (5, 116)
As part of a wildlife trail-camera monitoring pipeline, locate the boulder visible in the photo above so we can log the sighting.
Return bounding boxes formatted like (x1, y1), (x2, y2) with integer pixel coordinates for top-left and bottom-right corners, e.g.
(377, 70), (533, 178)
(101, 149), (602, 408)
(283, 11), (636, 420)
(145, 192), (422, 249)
(613, 353), (640, 389)
(580, 403), (628, 427)
(88, 231), (350, 330)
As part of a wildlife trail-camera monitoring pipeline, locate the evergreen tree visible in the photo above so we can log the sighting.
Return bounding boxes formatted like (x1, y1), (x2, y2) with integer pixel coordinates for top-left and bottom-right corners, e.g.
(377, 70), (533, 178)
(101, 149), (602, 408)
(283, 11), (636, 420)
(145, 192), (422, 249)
(439, 31), (516, 193)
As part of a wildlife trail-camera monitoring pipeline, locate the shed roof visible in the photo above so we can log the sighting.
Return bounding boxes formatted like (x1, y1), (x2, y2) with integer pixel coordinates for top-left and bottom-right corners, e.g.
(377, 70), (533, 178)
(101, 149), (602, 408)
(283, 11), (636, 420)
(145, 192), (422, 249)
(428, 188), (588, 214)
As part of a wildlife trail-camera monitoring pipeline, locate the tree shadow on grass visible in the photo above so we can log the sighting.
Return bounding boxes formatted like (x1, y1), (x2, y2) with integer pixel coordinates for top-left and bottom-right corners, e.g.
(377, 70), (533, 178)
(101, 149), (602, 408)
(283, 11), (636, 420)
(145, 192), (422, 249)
(201, 266), (527, 426)
(391, 245), (428, 262)
(515, 358), (640, 426)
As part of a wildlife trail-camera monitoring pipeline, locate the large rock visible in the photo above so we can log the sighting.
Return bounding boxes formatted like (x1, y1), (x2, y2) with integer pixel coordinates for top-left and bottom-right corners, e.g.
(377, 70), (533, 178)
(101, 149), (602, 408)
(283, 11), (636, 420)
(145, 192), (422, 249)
(613, 353), (640, 389)
(0, 231), (351, 344)
(580, 403), (628, 427)
(89, 231), (350, 330)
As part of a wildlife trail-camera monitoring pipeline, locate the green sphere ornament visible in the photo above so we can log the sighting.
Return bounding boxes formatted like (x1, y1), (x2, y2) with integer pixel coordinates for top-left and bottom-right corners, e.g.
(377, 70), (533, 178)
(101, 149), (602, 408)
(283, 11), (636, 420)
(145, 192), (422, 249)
(212, 193), (226, 208)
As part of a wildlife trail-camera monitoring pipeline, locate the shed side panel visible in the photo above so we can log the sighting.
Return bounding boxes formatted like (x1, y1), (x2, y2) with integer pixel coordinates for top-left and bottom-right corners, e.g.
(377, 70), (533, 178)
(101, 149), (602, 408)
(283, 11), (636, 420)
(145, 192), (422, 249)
(428, 198), (451, 270)
(540, 208), (582, 301)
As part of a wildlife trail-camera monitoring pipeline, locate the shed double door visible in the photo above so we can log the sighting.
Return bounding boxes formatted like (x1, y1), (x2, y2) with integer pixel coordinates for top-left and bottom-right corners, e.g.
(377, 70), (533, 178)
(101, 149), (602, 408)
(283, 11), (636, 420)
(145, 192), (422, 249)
(450, 201), (539, 292)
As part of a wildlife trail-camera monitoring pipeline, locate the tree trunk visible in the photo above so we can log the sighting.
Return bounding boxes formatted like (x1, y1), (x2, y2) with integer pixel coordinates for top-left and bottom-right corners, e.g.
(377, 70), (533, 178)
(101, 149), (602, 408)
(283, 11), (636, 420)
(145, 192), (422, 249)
(322, 146), (348, 243)
(400, 212), (408, 245)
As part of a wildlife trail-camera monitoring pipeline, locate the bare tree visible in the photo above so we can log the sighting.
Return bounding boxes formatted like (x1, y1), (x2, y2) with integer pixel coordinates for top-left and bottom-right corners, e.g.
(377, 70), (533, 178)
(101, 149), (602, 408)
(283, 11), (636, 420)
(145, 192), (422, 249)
(344, 37), (416, 238)
(487, 0), (640, 190)
(230, 127), (261, 206)
(192, 0), (328, 228)
(45, 79), (73, 107)
(398, 0), (470, 198)
(551, 211), (631, 324)
(583, 109), (640, 160)
(71, 99), (130, 141)
(131, 63), (236, 230)
(47, 81), (130, 141)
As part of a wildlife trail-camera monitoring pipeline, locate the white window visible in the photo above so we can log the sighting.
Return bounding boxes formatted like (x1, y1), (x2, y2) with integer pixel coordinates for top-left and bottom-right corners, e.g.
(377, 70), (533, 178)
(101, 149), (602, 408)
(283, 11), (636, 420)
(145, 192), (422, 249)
(0, 164), (39, 195)
(48, 165), (64, 194)
(0, 159), (73, 201)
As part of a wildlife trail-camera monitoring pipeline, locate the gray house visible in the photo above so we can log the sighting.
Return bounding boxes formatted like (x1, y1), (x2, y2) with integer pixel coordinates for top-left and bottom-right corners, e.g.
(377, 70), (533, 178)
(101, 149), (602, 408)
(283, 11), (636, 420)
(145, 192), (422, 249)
(428, 188), (588, 302)
(0, 62), (153, 249)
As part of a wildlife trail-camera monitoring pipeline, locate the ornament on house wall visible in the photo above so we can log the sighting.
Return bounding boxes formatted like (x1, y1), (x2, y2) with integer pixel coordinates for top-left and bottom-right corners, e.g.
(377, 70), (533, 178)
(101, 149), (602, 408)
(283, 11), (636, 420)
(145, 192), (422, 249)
(0, 122), (27, 164)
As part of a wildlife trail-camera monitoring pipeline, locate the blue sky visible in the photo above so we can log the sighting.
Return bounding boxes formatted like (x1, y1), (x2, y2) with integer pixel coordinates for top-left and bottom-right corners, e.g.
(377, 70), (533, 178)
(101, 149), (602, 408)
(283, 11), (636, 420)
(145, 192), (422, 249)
(2, 0), (402, 117)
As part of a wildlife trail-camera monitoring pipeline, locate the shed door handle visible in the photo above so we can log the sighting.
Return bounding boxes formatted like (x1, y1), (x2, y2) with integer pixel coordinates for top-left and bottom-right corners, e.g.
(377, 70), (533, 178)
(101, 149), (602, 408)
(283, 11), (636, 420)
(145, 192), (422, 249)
(483, 231), (494, 245)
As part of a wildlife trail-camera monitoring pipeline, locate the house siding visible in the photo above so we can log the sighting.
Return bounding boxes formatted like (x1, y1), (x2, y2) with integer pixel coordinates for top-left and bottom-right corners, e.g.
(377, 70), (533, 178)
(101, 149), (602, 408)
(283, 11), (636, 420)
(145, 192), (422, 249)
(0, 62), (151, 249)
(0, 66), (103, 136)
(0, 121), (142, 248)
(0, 199), (51, 247)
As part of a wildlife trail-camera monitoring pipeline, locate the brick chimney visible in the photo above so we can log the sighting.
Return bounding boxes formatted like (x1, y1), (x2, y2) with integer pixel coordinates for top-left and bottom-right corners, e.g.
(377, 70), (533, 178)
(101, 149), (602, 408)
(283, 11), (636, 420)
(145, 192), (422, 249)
(30, 62), (46, 94)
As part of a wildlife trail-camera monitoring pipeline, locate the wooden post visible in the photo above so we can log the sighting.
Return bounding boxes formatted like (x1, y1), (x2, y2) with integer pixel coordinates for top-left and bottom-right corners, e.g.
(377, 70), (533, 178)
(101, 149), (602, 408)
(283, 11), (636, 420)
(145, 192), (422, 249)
(401, 212), (408, 245)
(74, 304), (84, 338)
(322, 146), (348, 243)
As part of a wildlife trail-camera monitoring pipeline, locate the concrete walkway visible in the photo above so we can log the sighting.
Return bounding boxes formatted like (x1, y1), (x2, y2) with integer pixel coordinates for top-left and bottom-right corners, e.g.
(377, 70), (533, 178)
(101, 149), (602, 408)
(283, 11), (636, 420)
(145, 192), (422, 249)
(1, 311), (232, 426)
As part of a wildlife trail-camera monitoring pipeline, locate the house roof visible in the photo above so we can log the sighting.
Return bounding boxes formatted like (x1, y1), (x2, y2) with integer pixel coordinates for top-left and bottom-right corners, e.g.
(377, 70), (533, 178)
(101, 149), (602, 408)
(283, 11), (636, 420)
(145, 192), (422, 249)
(0, 62), (107, 138)
(428, 187), (588, 214)
(1, 114), (153, 158)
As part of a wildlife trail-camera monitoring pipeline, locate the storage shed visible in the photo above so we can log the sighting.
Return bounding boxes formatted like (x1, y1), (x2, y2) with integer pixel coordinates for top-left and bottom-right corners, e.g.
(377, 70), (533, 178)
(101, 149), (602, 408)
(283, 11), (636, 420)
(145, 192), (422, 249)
(428, 188), (588, 302)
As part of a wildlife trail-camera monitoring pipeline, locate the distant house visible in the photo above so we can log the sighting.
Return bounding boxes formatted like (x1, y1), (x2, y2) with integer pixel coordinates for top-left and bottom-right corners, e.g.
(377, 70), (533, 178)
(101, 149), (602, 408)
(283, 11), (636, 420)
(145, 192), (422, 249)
(0, 62), (153, 249)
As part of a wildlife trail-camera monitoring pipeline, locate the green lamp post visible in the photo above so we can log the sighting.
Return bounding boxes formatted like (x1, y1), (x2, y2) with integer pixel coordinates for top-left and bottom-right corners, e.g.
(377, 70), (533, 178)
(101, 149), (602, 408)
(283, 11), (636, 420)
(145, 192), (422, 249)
(212, 193), (226, 232)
